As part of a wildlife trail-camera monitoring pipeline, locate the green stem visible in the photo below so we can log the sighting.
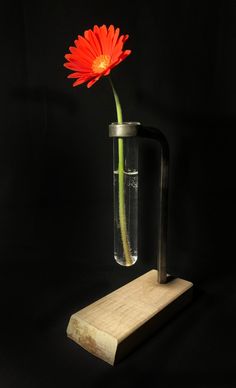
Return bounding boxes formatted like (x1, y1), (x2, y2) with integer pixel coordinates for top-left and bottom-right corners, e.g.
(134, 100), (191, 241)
(109, 77), (132, 266)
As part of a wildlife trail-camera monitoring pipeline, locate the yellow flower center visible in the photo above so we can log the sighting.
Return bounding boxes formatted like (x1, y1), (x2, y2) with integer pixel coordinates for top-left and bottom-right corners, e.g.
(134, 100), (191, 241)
(92, 54), (111, 74)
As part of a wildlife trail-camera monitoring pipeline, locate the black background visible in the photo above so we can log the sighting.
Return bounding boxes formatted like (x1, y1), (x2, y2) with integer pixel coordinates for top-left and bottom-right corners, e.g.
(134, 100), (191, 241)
(1, 1), (236, 387)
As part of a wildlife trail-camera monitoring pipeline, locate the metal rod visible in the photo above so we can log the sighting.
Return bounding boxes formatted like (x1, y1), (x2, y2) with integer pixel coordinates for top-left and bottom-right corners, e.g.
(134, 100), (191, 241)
(139, 126), (169, 284)
(109, 122), (169, 284)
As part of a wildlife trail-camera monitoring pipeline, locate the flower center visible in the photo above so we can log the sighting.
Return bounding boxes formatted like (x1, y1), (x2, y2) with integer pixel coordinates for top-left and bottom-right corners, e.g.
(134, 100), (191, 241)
(92, 54), (111, 73)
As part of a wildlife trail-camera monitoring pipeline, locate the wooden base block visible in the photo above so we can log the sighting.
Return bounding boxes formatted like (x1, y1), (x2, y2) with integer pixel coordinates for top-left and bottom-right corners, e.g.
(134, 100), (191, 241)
(67, 270), (193, 365)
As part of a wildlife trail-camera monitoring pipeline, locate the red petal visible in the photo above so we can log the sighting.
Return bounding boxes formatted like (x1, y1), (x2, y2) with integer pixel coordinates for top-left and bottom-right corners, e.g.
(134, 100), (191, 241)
(64, 53), (72, 61)
(103, 68), (111, 76)
(85, 29), (102, 56)
(111, 35), (125, 61)
(123, 34), (129, 43)
(64, 62), (81, 71)
(107, 25), (115, 55)
(109, 50), (131, 70)
(71, 54), (92, 67)
(73, 77), (90, 87)
(93, 25), (103, 53)
(65, 50), (92, 67)
(108, 25), (115, 38)
(101, 24), (107, 34)
(122, 49), (131, 57)
(67, 71), (93, 78)
(99, 25), (109, 54)
(65, 56), (91, 71)
(111, 28), (120, 51)
(69, 46), (79, 55)
(118, 50), (131, 62)
(87, 76), (101, 88)
(77, 35), (96, 59)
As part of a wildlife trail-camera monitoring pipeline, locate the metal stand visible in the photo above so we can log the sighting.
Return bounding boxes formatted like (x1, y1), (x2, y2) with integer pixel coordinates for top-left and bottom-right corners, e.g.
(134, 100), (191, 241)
(66, 122), (193, 365)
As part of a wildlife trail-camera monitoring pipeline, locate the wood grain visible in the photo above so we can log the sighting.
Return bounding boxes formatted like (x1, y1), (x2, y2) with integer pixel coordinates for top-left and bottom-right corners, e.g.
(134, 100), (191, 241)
(67, 270), (193, 365)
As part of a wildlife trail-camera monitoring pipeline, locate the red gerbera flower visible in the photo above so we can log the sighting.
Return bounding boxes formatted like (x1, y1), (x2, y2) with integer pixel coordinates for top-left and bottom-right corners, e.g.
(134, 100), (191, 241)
(64, 24), (131, 88)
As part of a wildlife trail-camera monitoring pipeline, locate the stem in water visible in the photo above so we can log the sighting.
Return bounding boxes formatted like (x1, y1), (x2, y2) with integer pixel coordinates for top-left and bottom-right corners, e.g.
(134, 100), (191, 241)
(109, 77), (132, 265)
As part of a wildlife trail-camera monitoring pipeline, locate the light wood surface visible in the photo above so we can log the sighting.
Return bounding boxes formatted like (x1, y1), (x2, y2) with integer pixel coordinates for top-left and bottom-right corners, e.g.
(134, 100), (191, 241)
(67, 270), (193, 365)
